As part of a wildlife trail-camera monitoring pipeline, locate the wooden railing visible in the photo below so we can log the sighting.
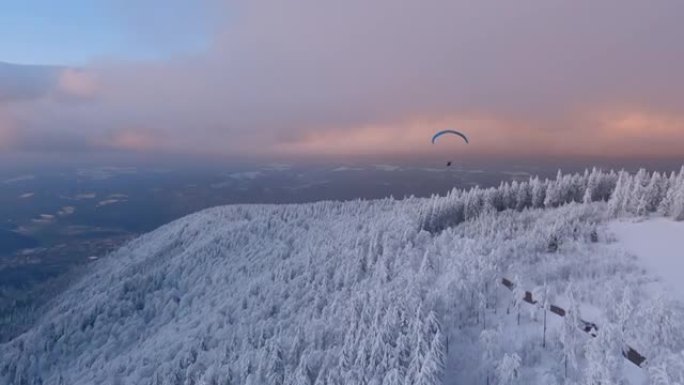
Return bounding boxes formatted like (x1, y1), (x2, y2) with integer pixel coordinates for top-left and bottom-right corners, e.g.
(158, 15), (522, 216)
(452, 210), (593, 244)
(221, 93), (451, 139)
(500, 277), (647, 368)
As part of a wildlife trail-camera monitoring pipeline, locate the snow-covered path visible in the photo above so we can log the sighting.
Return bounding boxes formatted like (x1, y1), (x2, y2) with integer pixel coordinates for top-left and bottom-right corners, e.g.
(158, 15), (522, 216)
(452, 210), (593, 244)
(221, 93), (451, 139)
(609, 218), (684, 301)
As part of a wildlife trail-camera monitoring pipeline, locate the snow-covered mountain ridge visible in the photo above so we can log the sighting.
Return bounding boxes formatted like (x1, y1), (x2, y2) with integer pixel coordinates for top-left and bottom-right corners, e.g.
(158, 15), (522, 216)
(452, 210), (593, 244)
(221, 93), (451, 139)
(2, 200), (436, 385)
(2, 167), (684, 385)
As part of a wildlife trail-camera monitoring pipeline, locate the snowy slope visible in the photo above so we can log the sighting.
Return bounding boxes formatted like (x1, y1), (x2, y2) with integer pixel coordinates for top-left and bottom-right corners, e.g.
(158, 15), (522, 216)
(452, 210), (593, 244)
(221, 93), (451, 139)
(1, 200), (439, 385)
(2, 167), (684, 385)
(609, 218), (684, 301)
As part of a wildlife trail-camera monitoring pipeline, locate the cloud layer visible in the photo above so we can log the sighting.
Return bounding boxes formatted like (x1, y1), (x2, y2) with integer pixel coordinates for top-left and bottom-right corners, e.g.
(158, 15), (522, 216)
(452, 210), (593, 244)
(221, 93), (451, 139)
(2, 0), (684, 160)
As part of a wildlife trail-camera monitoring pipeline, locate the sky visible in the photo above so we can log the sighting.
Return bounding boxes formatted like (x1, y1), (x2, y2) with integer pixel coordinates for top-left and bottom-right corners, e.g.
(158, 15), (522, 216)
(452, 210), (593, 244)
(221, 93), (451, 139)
(1, 0), (683, 164)
(0, 0), (214, 66)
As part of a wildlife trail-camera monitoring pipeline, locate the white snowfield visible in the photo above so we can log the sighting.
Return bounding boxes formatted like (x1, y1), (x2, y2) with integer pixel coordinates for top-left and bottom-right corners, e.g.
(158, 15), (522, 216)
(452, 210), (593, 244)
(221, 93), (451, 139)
(609, 218), (684, 302)
(1, 167), (683, 385)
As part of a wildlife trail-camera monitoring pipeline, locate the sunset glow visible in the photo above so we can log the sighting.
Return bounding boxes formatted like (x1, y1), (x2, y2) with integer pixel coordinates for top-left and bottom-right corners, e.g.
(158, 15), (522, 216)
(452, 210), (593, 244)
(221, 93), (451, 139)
(275, 109), (684, 159)
(1, 0), (683, 163)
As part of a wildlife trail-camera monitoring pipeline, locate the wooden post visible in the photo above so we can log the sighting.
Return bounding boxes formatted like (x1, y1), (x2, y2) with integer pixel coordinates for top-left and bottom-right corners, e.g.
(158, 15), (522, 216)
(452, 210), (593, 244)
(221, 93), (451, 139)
(543, 307), (547, 348)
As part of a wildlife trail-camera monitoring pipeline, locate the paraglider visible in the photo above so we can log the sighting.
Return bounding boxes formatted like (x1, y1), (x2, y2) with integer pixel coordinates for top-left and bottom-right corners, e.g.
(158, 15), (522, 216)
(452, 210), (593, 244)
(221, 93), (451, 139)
(431, 130), (468, 145)
(431, 130), (469, 167)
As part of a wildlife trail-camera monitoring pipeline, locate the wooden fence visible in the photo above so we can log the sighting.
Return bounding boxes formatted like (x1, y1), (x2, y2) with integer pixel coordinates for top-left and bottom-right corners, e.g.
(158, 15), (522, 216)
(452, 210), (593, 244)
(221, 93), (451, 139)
(500, 277), (647, 368)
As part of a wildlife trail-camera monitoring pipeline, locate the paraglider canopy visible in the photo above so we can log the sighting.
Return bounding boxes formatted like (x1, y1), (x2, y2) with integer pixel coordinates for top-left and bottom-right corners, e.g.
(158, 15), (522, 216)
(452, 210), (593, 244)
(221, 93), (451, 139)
(431, 130), (469, 144)
(431, 130), (469, 167)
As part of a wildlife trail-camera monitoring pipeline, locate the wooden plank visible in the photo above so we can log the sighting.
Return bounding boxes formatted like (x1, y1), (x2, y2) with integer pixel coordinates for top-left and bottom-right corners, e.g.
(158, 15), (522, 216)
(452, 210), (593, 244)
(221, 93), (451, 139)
(549, 304), (566, 317)
(625, 347), (647, 367)
(523, 291), (537, 305)
(501, 278), (515, 290)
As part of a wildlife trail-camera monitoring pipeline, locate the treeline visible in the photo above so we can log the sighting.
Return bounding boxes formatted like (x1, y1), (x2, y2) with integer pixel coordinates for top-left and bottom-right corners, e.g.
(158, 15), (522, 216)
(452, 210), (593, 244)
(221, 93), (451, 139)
(609, 168), (684, 219)
(421, 166), (684, 232)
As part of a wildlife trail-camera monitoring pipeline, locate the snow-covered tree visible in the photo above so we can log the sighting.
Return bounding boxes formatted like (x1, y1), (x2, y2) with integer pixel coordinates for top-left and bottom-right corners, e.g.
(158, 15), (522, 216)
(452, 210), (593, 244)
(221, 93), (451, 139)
(544, 171), (564, 208)
(670, 170), (684, 220)
(268, 341), (286, 385)
(559, 287), (580, 379)
(531, 282), (553, 348)
(658, 171), (678, 216)
(515, 181), (532, 211)
(630, 168), (650, 215)
(642, 171), (665, 213)
(416, 311), (445, 385)
(495, 353), (521, 385)
(647, 352), (684, 385)
(480, 328), (501, 385)
(583, 323), (623, 385)
(613, 287), (634, 336)
(531, 177), (546, 208)
(583, 168), (599, 204)
(643, 295), (682, 355)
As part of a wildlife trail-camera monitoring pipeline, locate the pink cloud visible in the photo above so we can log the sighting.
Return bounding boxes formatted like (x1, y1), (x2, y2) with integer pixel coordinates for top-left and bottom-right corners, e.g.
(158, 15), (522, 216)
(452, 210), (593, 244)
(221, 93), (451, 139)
(2, 0), (684, 161)
(0, 111), (18, 150)
(56, 69), (99, 99)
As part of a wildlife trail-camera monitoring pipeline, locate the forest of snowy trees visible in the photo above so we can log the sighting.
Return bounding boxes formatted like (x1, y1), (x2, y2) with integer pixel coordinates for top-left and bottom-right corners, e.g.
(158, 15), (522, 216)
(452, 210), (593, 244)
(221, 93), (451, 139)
(421, 166), (684, 233)
(1, 166), (683, 385)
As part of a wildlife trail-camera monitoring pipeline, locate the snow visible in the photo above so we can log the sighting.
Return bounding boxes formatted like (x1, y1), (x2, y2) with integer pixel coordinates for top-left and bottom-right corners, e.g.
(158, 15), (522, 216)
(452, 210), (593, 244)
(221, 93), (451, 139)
(2, 167), (683, 384)
(96, 199), (124, 207)
(419, 167), (448, 173)
(374, 164), (402, 171)
(229, 171), (262, 179)
(609, 218), (684, 301)
(262, 163), (292, 171)
(58, 206), (76, 216)
(76, 166), (137, 180)
(2, 174), (35, 184)
(74, 192), (97, 200)
(32, 214), (56, 224)
(331, 166), (364, 172)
